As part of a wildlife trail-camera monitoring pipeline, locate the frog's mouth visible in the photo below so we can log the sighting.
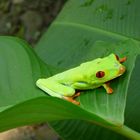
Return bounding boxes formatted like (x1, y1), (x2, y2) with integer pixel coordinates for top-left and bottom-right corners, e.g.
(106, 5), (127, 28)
(118, 66), (126, 76)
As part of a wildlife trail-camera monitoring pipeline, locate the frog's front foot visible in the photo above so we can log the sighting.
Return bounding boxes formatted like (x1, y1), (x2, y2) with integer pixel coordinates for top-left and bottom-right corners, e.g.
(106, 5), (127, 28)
(119, 56), (127, 63)
(103, 83), (113, 94)
(106, 86), (113, 94)
(63, 92), (80, 105)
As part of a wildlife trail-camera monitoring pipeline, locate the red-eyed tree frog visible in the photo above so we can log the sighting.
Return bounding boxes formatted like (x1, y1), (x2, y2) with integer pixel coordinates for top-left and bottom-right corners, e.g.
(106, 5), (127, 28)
(36, 54), (126, 105)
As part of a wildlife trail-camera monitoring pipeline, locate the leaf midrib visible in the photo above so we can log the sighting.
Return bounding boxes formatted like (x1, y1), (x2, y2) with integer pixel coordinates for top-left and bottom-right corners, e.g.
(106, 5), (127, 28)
(54, 21), (140, 43)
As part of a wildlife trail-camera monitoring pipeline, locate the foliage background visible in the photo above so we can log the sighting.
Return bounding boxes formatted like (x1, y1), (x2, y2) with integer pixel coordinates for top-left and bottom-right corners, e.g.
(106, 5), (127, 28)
(0, 0), (140, 140)
(0, 0), (66, 44)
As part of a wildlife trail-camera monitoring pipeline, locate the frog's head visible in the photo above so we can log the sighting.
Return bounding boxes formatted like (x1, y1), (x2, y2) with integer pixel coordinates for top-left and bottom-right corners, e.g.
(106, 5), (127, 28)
(93, 53), (126, 84)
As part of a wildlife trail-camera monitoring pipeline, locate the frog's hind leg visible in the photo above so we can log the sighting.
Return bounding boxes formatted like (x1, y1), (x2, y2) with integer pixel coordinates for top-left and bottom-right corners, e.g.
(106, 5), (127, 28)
(63, 92), (80, 105)
(36, 79), (80, 105)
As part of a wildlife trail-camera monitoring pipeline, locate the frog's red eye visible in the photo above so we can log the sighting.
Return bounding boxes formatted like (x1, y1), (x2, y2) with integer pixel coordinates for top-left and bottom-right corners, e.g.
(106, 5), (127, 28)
(115, 54), (119, 60)
(96, 71), (105, 78)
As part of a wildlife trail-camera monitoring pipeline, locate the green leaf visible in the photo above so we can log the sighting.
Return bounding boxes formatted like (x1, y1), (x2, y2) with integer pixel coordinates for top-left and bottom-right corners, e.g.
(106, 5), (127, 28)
(50, 56), (140, 140)
(0, 36), (52, 110)
(35, 0), (140, 139)
(36, 36), (140, 139)
(0, 36), (140, 140)
(51, 120), (127, 140)
(0, 36), (120, 131)
(0, 36), (45, 107)
(56, 0), (140, 40)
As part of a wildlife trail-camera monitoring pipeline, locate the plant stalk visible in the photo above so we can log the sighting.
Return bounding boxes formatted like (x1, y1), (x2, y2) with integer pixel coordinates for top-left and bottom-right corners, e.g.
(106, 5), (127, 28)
(109, 125), (140, 140)
(90, 120), (140, 140)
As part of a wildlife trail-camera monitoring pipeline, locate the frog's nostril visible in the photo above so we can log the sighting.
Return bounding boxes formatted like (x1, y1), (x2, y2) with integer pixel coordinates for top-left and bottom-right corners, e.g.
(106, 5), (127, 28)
(118, 66), (126, 75)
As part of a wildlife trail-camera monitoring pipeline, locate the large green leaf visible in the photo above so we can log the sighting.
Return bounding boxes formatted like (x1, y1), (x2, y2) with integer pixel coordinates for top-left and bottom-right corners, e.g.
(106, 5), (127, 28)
(0, 37), (140, 140)
(50, 57), (140, 140)
(0, 37), (126, 131)
(56, 0), (140, 40)
(0, 0), (140, 139)
(0, 36), (46, 107)
(51, 120), (127, 140)
(35, 0), (140, 139)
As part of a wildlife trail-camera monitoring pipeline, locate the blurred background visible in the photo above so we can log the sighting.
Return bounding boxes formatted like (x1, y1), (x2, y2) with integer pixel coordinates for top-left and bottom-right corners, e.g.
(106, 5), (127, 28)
(0, 0), (66, 45)
(0, 0), (66, 139)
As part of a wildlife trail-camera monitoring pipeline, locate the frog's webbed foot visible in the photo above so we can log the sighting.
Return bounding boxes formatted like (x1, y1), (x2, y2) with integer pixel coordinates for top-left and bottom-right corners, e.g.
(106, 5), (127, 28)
(119, 56), (127, 63)
(63, 92), (80, 105)
(103, 83), (113, 94)
(72, 92), (80, 98)
(115, 55), (127, 63)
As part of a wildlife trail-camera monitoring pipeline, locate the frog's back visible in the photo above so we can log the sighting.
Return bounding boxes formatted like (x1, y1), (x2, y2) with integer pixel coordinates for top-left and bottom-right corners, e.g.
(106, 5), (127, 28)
(51, 58), (102, 83)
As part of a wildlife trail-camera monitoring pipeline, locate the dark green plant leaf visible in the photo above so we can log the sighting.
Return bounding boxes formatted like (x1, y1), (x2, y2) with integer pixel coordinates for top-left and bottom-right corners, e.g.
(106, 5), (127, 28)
(51, 120), (127, 140)
(56, 0), (140, 40)
(35, 0), (140, 139)
(0, 36), (54, 110)
(0, 36), (45, 107)
(50, 55), (140, 140)
(0, 36), (140, 140)
(36, 36), (140, 139)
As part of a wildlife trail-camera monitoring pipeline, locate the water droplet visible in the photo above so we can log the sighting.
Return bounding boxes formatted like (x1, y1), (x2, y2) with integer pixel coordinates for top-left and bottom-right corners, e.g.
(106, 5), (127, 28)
(94, 4), (114, 21)
(84, 39), (90, 46)
(126, 0), (134, 5)
(57, 60), (63, 65)
(105, 9), (113, 20)
(120, 14), (127, 20)
(95, 4), (108, 14)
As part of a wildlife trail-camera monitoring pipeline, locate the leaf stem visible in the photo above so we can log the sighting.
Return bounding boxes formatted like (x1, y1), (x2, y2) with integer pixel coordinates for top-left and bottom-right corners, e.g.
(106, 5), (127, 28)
(110, 125), (140, 140)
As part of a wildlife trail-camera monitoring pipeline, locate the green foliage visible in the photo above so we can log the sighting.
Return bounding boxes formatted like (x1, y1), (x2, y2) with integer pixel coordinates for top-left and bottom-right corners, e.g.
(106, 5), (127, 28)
(0, 0), (140, 140)
(35, 0), (140, 139)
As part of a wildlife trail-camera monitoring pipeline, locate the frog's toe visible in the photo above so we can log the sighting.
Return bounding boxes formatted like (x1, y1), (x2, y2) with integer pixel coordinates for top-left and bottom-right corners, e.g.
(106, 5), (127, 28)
(72, 100), (80, 105)
(107, 88), (113, 94)
(119, 56), (127, 63)
(72, 92), (80, 98)
(63, 96), (80, 105)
